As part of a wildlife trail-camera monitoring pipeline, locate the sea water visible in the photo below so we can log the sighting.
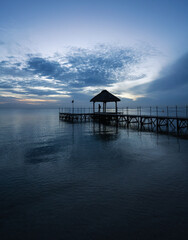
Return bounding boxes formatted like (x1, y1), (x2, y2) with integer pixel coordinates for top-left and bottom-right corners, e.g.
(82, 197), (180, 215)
(0, 109), (188, 240)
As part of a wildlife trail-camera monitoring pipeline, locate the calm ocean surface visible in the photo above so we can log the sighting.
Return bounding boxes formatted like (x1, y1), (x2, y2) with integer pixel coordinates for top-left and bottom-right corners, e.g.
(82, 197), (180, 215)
(0, 109), (188, 240)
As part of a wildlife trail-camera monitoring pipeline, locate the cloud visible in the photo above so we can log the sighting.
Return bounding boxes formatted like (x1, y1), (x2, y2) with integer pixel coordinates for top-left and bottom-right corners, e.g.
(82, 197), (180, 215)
(0, 43), (160, 106)
(147, 53), (188, 93)
(27, 57), (64, 78)
(131, 53), (188, 105)
(26, 45), (141, 88)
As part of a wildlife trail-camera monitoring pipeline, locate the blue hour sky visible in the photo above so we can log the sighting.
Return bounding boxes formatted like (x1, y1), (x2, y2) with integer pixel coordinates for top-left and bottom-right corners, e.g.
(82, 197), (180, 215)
(0, 0), (188, 107)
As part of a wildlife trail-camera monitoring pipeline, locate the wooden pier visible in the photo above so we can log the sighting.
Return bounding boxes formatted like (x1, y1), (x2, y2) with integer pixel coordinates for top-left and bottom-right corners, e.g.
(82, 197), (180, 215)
(59, 111), (188, 136)
(59, 90), (188, 136)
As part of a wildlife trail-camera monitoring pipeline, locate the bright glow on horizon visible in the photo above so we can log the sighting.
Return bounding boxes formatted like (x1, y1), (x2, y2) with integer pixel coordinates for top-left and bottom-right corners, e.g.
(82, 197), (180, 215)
(18, 99), (58, 103)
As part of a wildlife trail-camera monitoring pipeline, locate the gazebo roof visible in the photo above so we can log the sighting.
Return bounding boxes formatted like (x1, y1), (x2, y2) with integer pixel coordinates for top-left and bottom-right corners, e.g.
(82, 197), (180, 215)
(90, 90), (121, 103)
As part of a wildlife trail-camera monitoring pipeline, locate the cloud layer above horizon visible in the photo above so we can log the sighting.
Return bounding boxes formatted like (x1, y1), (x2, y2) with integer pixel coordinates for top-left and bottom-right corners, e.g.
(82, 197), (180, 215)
(0, 44), (188, 107)
(0, 43), (163, 107)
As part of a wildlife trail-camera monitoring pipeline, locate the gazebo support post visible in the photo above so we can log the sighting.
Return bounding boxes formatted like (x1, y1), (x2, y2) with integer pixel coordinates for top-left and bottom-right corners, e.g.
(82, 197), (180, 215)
(93, 102), (95, 113)
(115, 101), (117, 114)
(103, 102), (106, 113)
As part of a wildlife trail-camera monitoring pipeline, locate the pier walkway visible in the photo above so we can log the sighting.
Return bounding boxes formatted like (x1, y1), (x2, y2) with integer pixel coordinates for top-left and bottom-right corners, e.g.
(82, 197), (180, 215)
(59, 106), (188, 136)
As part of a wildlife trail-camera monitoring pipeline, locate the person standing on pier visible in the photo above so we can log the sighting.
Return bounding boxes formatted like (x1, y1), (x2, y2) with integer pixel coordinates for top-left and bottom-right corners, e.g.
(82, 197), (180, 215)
(98, 104), (101, 113)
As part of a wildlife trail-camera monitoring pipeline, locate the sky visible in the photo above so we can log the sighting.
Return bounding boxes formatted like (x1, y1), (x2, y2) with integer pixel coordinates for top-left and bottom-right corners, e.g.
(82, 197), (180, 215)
(0, 0), (188, 108)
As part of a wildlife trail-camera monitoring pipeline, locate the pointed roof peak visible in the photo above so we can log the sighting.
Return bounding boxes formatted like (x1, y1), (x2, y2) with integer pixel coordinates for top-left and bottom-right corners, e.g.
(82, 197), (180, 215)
(90, 90), (121, 102)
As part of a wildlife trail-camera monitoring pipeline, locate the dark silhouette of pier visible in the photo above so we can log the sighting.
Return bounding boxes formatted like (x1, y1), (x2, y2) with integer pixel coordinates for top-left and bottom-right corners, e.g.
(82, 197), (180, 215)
(59, 106), (188, 136)
(59, 90), (188, 136)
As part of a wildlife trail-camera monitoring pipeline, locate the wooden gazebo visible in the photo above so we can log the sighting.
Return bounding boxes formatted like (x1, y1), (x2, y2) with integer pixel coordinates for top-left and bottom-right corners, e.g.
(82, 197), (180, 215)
(90, 90), (121, 113)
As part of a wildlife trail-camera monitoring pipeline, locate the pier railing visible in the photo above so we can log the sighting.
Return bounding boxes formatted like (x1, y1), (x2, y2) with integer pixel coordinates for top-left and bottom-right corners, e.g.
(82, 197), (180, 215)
(59, 106), (188, 118)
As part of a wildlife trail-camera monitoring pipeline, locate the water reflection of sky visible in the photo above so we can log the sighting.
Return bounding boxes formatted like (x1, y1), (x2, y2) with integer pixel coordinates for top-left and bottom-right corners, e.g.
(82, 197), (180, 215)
(0, 109), (188, 240)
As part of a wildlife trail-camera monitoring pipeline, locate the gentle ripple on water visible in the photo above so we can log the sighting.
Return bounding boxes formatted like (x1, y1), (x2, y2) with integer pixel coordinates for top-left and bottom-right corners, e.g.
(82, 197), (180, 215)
(0, 109), (188, 240)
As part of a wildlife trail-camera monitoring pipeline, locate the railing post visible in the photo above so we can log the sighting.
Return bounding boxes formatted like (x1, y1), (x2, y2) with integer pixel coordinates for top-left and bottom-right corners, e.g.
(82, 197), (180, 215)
(72, 102), (74, 114)
(140, 106), (141, 116)
(150, 106), (151, 116)
(156, 106), (158, 131)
